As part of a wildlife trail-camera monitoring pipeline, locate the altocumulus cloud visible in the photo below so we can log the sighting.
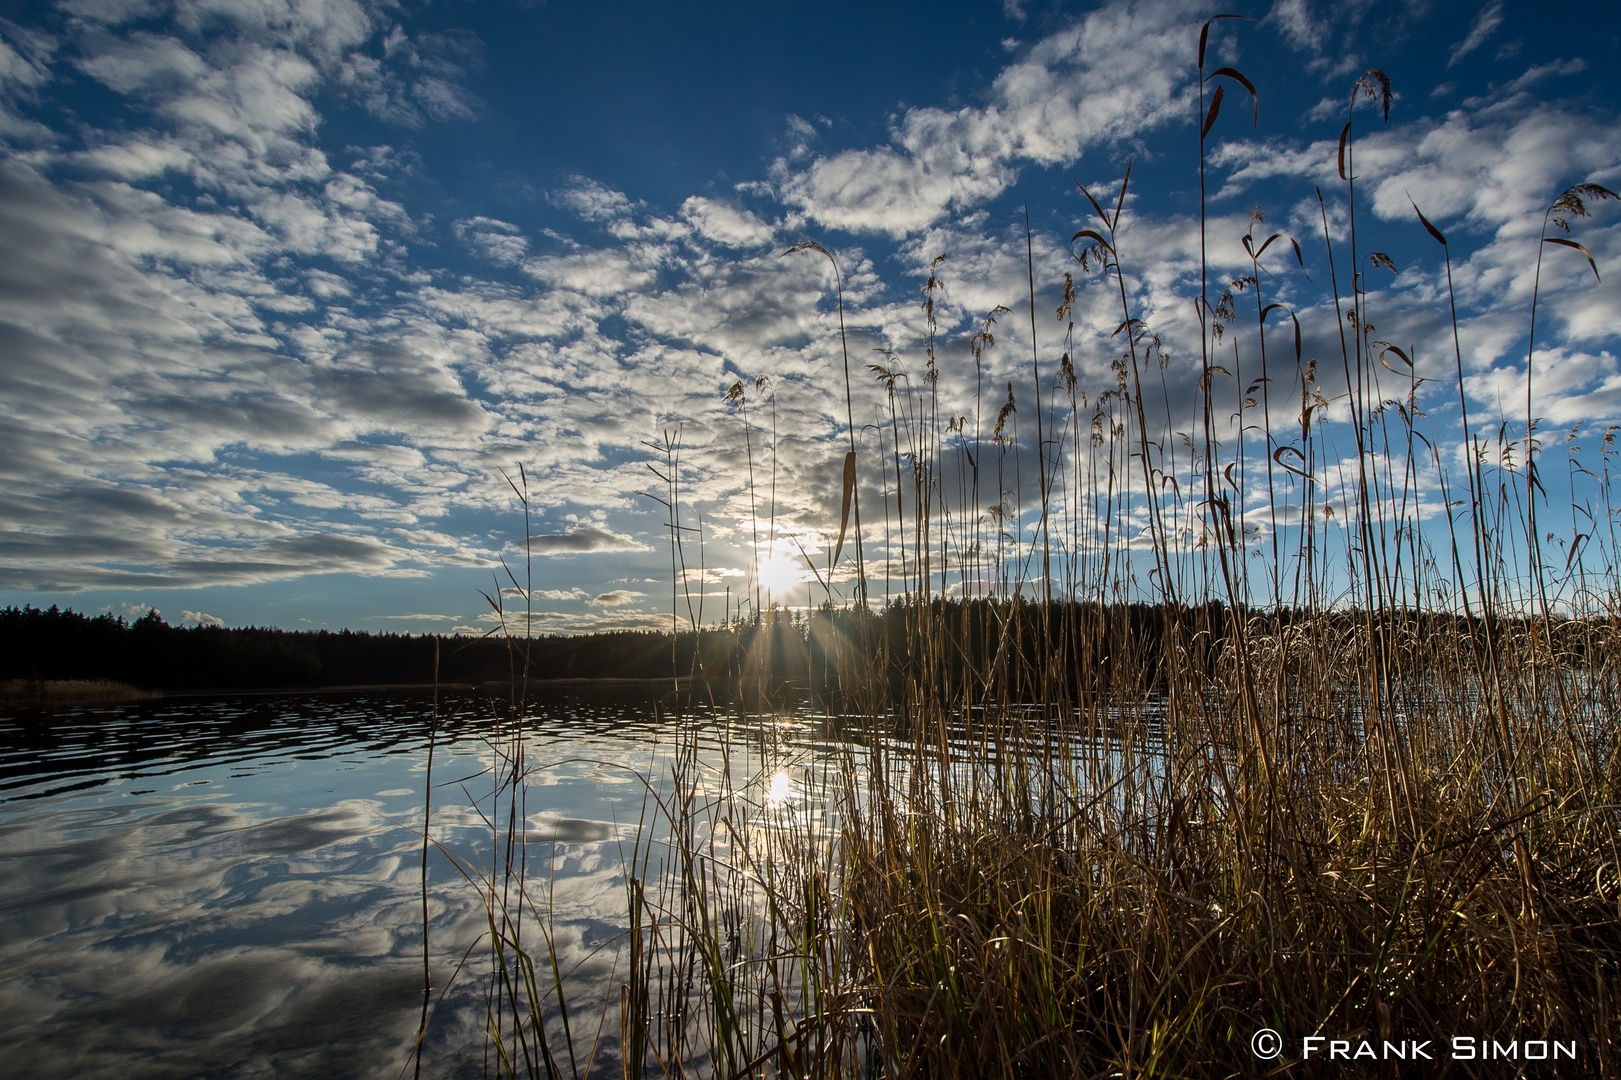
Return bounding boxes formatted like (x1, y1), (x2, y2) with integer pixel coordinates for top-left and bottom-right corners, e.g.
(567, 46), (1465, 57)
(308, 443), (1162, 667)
(0, 0), (1617, 625)
(774, 0), (1201, 237)
(586, 590), (643, 607)
(0, 0), (493, 595)
(0, 0), (1256, 609)
(529, 528), (649, 556)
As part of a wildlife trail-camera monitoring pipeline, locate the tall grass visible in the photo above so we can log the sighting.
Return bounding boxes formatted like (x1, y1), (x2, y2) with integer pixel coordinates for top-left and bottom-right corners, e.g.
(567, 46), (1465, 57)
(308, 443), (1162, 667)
(415, 19), (1621, 1077)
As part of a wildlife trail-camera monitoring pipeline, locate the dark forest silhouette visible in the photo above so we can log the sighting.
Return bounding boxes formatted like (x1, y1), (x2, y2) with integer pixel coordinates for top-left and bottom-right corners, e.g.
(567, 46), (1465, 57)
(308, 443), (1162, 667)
(0, 605), (684, 690)
(4, 601), (1603, 697)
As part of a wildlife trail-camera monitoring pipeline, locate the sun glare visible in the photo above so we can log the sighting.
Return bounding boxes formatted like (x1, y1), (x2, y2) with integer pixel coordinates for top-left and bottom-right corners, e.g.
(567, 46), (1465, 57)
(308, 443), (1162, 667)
(755, 553), (806, 602)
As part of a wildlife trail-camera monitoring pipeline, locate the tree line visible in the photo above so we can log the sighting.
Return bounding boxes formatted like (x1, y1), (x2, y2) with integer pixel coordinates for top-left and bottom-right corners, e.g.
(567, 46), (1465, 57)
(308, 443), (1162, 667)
(0, 605), (682, 690)
(6, 601), (1608, 697)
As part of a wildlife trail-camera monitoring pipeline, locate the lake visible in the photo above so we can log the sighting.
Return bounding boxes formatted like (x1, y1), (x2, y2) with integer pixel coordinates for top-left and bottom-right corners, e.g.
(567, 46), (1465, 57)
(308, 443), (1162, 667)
(0, 686), (834, 1079)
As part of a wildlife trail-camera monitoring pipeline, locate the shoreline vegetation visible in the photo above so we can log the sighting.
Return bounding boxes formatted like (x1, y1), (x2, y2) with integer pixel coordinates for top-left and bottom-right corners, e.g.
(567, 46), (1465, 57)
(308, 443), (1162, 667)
(0, 673), (679, 707)
(10, 601), (1615, 702)
(429, 32), (1621, 1080)
(0, 678), (157, 706)
(0, 603), (721, 693)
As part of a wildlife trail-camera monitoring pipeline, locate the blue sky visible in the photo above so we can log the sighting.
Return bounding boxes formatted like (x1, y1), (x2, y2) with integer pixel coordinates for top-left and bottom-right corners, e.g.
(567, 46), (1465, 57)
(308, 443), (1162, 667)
(1, 0), (1618, 635)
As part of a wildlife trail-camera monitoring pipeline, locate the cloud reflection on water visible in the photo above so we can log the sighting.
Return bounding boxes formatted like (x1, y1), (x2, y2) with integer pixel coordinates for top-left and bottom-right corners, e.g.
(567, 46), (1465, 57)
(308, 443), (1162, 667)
(0, 689), (701, 1078)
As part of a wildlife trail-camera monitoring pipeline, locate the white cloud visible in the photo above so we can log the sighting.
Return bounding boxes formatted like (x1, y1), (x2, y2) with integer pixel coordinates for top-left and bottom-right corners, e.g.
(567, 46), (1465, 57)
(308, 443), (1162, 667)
(0, 27), (54, 92)
(522, 244), (664, 297)
(680, 197), (773, 248)
(335, 25), (479, 129)
(180, 608), (224, 625)
(453, 216), (530, 266)
(776, 0), (1201, 237)
(527, 527), (650, 556)
(1211, 94), (1621, 266)
(1303, 95), (1342, 123)
(1447, 3), (1502, 68)
(1267, 0), (1327, 53)
(1497, 58), (1587, 98)
(586, 589), (643, 607)
(550, 177), (637, 224)
(0, 527), (422, 592)
(1465, 348), (1621, 427)
(0, 0), (528, 595)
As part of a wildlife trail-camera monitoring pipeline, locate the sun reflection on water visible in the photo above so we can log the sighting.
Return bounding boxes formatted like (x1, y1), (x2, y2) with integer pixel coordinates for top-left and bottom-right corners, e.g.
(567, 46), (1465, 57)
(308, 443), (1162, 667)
(763, 768), (794, 807)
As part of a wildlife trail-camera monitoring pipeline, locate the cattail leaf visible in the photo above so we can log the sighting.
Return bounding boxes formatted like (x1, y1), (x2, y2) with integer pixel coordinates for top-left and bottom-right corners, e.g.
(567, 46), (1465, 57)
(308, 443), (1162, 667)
(1253, 232), (1283, 260)
(1262, 302), (1302, 362)
(832, 450), (857, 567)
(1198, 14), (1249, 68)
(1223, 462), (1241, 491)
(1112, 157), (1132, 230)
(1206, 67), (1259, 126)
(1375, 342), (1412, 375)
(1070, 229), (1115, 255)
(791, 536), (829, 594)
(501, 466), (525, 503)
(1409, 197), (1447, 246)
(1374, 341), (1411, 367)
(1544, 236), (1602, 281)
(1273, 445), (1313, 483)
(1073, 179), (1112, 229)
(1567, 534), (1589, 571)
(1337, 122), (1352, 180)
(1201, 85), (1225, 139)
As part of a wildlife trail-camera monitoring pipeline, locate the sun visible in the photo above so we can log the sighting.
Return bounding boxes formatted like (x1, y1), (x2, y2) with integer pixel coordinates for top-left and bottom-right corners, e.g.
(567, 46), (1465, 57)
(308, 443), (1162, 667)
(755, 553), (807, 603)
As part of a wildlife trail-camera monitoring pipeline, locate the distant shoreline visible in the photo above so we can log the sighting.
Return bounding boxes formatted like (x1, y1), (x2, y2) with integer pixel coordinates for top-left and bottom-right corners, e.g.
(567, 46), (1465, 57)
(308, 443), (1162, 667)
(0, 679), (159, 706)
(159, 677), (688, 698)
(2, 676), (692, 707)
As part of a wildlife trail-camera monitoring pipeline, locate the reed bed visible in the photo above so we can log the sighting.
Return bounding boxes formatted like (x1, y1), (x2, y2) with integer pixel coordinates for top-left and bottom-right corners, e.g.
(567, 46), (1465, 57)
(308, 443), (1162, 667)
(416, 24), (1621, 1078)
(0, 677), (156, 705)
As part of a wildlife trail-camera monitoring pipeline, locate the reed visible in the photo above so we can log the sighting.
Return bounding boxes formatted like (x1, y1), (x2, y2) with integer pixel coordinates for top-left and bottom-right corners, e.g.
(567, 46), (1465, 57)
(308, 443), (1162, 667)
(0, 677), (154, 705)
(413, 19), (1621, 1077)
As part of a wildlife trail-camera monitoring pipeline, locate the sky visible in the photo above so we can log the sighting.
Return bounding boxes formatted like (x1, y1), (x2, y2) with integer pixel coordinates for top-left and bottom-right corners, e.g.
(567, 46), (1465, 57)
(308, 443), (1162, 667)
(1, 0), (1618, 636)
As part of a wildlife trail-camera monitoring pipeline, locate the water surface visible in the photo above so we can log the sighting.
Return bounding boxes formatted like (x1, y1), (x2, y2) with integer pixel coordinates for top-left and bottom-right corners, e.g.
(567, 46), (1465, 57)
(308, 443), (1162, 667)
(0, 687), (802, 1079)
